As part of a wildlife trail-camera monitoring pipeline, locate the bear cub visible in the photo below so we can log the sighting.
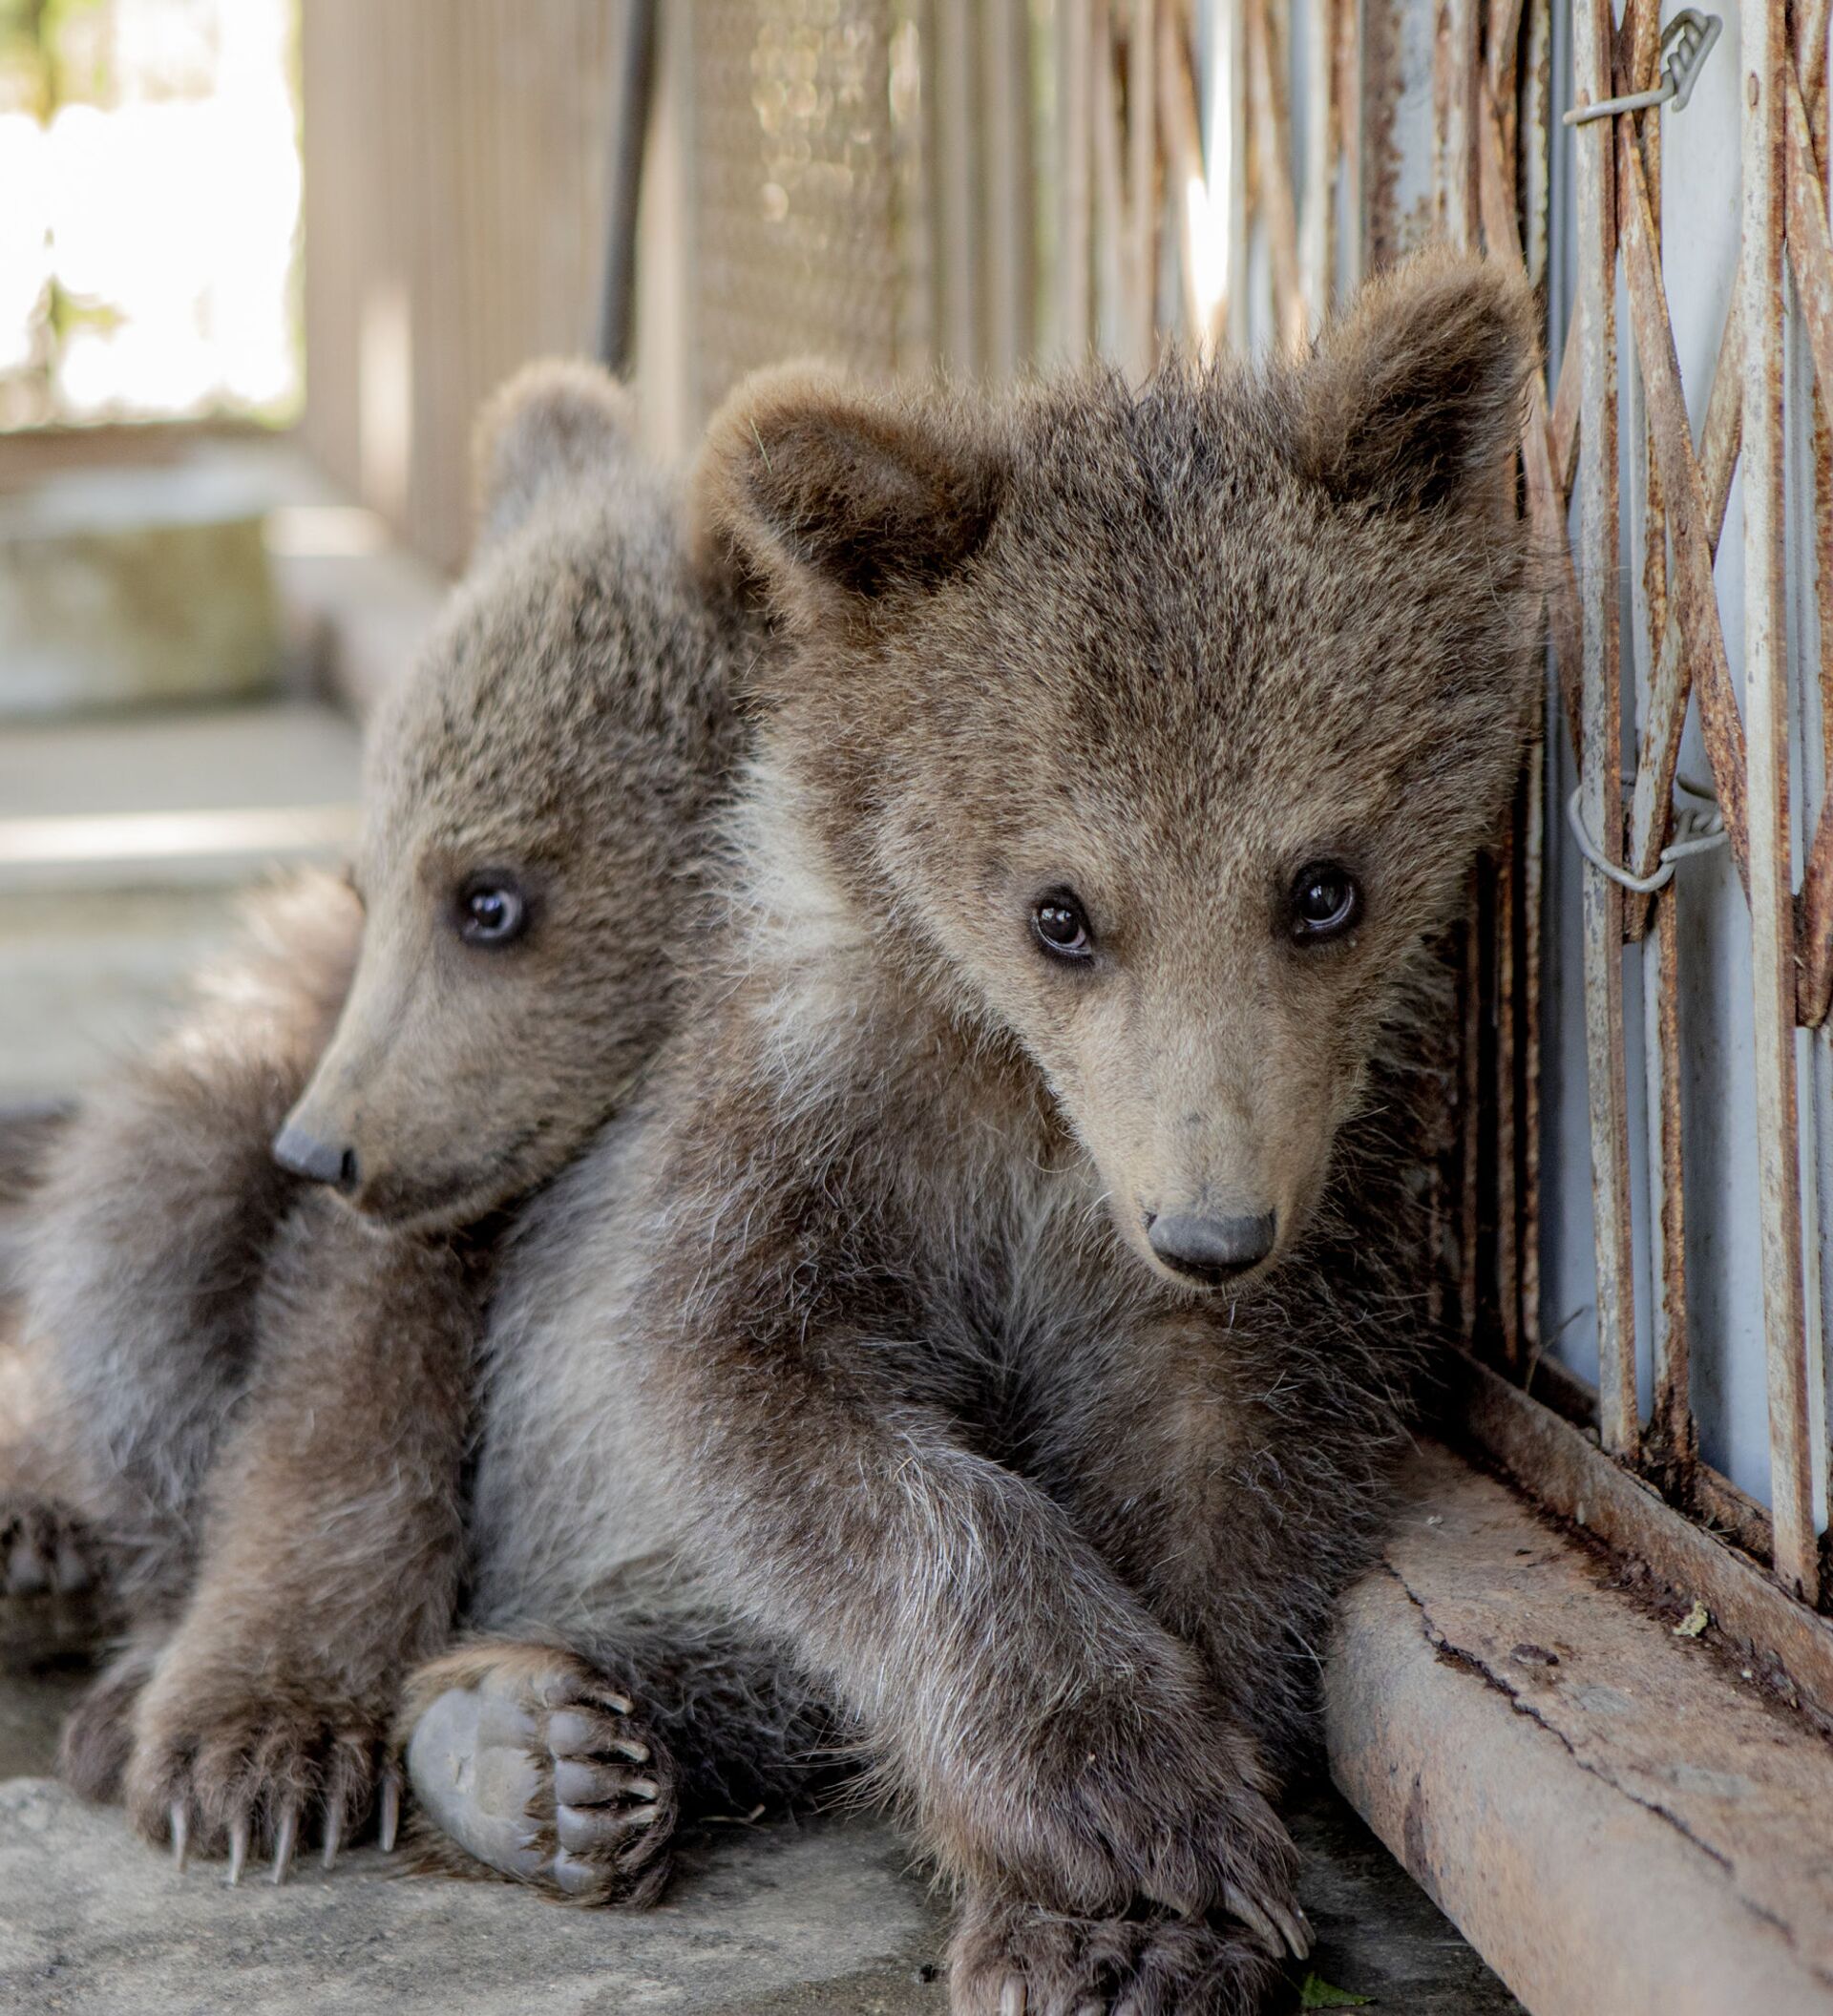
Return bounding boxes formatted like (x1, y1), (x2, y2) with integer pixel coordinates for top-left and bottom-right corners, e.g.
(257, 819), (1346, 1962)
(5, 362), (742, 1880)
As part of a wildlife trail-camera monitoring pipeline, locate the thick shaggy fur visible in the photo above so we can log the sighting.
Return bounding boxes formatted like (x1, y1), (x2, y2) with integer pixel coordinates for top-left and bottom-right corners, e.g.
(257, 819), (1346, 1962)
(9, 361), (744, 1864)
(407, 249), (1544, 2014)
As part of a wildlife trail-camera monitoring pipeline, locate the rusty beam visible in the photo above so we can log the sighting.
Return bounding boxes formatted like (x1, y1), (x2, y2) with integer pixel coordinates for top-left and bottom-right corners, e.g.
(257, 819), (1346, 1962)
(1741, 0), (1818, 1606)
(1616, 127), (1753, 892)
(1573, 0), (1638, 1461)
(1478, 75), (1581, 756)
(1782, 61), (1833, 1021)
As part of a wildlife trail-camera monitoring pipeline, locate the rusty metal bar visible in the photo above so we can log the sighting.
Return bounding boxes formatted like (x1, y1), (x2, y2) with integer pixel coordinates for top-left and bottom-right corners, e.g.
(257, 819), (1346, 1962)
(1298, 0), (1336, 331)
(1441, 0), (1480, 247)
(1479, 74), (1581, 753)
(1573, 0), (1638, 1460)
(1550, 296), (1582, 498)
(1782, 60), (1833, 1019)
(1623, 296), (1747, 890)
(1521, 737), (1546, 1362)
(1741, 0), (1818, 1605)
(1646, 887), (1696, 1487)
(1616, 127), (1753, 892)
(1246, 0), (1303, 350)
(1334, 0), (1362, 294)
(1494, 816), (1523, 1370)
(1486, 0), (1526, 105)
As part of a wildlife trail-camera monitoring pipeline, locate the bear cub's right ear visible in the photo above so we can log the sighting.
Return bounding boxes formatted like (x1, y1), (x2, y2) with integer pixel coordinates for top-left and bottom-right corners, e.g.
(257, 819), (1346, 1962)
(474, 358), (639, 549)
(690, 364), (1003, 621)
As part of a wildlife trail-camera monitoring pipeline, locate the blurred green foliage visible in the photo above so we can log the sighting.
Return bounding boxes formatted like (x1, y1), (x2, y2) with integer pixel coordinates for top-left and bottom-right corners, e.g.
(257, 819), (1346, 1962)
(0, 0), (109, 119)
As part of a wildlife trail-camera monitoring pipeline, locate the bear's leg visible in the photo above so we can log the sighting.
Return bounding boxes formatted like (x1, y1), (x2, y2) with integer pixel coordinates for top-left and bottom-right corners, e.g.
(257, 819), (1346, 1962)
(120, 1188), (478, 1879)
(18, 871), (359, 1627)
(1039, 1304), (1401, 1768)
(399, 1617), (840, 1908)
(0, 1109), (103, 1624)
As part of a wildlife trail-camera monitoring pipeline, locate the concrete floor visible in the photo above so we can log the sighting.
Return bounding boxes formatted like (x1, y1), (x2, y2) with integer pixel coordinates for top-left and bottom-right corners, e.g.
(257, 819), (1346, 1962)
(0, 1633), (1521, 2015)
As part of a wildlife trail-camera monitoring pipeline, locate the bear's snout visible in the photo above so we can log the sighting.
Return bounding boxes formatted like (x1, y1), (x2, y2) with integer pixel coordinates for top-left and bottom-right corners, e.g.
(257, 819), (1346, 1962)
(272, 1121), (361, 1195)
(1143, 1208), (1276, 1287)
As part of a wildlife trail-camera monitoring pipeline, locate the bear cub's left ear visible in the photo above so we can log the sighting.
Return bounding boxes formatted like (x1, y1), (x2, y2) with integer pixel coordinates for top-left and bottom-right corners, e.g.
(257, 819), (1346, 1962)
(474, 358), (639, 548)
(1291, 246), (1537, 514)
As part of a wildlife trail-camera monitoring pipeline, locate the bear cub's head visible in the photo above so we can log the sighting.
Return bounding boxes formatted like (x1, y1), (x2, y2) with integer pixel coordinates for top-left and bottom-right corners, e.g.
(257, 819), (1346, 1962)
(697, 248), (1541, 1293)
(274, 364), (735, 1231)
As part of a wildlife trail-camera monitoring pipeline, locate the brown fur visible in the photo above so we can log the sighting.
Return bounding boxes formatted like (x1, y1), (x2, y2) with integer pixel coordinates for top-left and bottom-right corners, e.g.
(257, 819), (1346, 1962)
(409, 249), (1541, 2015)
(11, 360), (745, 1869)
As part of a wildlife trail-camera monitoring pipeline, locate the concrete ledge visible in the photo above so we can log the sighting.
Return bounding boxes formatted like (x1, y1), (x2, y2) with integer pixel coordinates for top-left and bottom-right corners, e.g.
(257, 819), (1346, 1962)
(1327, 1443), (1833, 2016)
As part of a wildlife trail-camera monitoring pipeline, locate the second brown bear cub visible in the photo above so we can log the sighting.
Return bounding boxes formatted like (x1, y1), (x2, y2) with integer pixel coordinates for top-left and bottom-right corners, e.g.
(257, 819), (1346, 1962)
(12, 362), (740, 1874)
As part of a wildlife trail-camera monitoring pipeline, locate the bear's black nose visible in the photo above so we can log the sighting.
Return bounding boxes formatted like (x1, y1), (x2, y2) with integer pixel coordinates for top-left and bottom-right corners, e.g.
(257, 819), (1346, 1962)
(272, 1124), (360, 1193)
(1146, 1210), (1276, 1284)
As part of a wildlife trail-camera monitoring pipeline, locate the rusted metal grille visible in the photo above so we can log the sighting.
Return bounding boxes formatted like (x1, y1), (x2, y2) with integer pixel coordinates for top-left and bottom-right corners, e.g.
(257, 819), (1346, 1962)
(1436, 0), (1833, 1711)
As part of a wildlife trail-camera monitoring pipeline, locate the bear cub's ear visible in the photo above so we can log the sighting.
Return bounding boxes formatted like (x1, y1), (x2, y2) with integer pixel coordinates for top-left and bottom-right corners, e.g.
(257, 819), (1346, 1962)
(1292, 247), (1536, 514)
(474, 358), (639, 548)
(691, 364), (1003, 618)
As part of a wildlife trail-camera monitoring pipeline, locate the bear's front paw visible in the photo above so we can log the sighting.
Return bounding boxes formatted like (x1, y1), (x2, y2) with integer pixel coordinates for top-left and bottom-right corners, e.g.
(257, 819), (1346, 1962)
(949, 1885), (1296, 2016)
(123, 1655), (400, 1881)
(968, 1706), (1305, 1951)
(402, 1640), (677, 1908)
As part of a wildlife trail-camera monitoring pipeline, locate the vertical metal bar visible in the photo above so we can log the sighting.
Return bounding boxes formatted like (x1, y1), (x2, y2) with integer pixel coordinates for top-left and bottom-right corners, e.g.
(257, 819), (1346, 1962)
(1742, 0), (1819, 1603)
(934, 0), (980, 373)
(1092, 0), (1127, 350)
(1442, 0), (1479, 249)
(1059, 0), (1095, 356)
(1519, 0), (1552, 289)
(596, 0), (660, 374)
(1299, 0), (1336, 332)
(1459, 884), (1483, 1345)
(980, 0), (1036, 378)
(1334, 0), (1362, 293)
(1246, 0), (1302, 350)
(1573, 0), (1638, 1460)
(1221, 0), (1251, 355)
(1521, 727), (1546, 1360)
(1158, 0), (1210, 347)
(1494, 815), (1523, 1369)
(1128, 0), (1160, 374)
(1645, 886), (1696, 1488)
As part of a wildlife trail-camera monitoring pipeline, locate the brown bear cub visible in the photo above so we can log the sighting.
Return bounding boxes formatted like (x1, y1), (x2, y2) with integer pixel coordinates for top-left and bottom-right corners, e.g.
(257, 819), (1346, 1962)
(5, 361), (742, 1880)
(390, 248), (1542, 2014)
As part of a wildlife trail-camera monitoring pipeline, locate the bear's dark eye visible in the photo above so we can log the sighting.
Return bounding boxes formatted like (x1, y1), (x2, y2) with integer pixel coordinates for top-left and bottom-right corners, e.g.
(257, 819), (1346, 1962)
(457, 872), (528, 948)
(1032, 891), (1093, 962)
(1290, 863), (1359, 942)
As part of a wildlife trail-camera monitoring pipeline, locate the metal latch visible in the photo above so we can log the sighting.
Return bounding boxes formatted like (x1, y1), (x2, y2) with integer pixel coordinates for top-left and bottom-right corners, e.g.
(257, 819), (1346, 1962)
(1563, 9), (1722, 126)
